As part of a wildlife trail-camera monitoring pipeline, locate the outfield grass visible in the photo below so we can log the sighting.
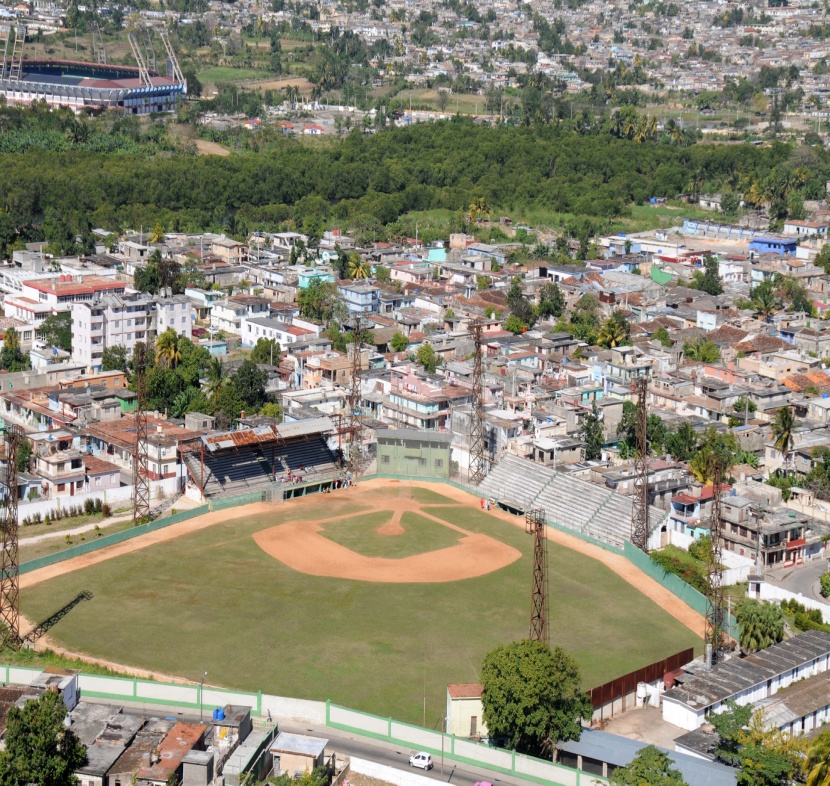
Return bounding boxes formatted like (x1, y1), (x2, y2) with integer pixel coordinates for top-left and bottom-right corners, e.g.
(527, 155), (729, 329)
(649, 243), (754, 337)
(321, 511), (461, 558)
(20, 486), (700, 723)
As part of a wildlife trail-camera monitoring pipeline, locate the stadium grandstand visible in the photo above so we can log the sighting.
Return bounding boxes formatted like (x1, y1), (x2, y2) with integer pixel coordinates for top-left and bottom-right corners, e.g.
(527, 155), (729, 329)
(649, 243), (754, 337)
(476, 454), (667, 550)
(183, 417), (342, 500)
(0, 23), (186, 113)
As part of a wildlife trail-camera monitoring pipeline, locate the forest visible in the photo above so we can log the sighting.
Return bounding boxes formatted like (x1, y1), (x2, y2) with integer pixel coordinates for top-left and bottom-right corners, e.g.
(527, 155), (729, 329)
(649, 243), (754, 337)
(0, 113), (826, 256)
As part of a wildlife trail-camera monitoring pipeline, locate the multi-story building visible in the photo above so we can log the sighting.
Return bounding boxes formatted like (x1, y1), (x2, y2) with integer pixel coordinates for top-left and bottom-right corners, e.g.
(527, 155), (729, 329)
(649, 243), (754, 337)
(210, 295), (270, 335)
(338, 282), (381, 314)
(71, 294), (193, 370)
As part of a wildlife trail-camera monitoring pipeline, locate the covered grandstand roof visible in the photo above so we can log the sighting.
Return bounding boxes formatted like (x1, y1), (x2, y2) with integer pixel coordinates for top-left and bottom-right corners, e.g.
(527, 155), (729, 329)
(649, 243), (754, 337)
(202, 417), (334, 451)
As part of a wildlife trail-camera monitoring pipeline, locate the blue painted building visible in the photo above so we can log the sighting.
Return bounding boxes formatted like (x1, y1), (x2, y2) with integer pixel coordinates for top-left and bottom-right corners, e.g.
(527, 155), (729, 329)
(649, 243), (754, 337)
(750, 235), (798, 256)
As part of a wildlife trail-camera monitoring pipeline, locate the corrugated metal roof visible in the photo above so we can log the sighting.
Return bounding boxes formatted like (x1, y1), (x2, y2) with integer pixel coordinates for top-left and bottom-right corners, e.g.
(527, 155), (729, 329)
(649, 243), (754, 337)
(202, 418), (333, 452)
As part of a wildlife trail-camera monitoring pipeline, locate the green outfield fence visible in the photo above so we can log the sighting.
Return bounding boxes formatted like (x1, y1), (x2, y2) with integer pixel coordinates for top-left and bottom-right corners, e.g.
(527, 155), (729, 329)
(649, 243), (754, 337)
(0, 662), (603, 786)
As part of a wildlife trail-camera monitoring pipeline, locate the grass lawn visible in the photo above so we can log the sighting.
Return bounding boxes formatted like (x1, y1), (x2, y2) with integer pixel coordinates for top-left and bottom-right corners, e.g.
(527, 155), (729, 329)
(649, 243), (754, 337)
(198, 66), (273, 84)
(20, 486), (700, 724)
(321, 511), (461, 558)
(19, 519), (137, 565)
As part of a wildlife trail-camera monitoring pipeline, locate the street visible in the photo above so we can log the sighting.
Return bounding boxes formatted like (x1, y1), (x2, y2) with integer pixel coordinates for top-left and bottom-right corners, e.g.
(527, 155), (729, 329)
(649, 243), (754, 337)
(763, 558), (830, 603)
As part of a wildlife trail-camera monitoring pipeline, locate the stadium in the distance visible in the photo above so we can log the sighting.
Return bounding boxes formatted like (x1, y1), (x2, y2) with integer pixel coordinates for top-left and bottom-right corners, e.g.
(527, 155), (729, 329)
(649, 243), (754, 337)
(0, 59), (186, 113)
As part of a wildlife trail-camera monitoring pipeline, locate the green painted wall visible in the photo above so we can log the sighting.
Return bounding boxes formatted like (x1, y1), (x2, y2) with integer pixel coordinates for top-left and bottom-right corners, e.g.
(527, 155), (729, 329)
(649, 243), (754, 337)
(376, 439), (450, 479)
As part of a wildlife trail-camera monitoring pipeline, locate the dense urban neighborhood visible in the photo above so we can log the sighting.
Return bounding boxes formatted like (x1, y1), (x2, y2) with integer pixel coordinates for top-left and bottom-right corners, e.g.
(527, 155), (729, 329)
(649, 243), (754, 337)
(8, 0), (830, 783)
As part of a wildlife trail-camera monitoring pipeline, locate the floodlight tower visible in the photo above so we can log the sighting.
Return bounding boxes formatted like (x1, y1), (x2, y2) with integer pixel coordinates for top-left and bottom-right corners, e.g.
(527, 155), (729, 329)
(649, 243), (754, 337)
(526, 508), (549, 644)
(630, 374), (650, 552)
(0, 423), (22, 650)
(468, 319), (486, 485)
(133, 343), (151, 524)
(705, 457), (726, 666)
(347, 315), (364, 475)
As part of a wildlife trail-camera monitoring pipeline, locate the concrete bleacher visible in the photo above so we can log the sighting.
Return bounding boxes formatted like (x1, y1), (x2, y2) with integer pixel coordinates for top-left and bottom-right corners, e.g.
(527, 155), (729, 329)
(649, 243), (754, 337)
(476, 454), (556, 510)
(479, 455), (665, 550)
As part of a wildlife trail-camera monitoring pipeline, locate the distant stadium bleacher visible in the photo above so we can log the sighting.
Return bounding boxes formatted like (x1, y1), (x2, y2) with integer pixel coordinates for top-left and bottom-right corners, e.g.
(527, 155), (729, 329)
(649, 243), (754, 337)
(184, 418), (340, 499)
(477, 454), (666, 550)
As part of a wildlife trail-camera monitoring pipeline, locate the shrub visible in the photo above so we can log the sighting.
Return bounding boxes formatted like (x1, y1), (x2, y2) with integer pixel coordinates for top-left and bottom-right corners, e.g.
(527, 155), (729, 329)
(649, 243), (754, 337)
(44, 514), (51, 525)
(64, 534), (72, 545)
(94, 498), (102, 513)
(93, 524), (101, 537)
(821, 573), (830, 599)
(101, 503), (111, 518)
(33, 512), (41, 524)
(688, 535), (712, 563)
(84, 499), (95, 515)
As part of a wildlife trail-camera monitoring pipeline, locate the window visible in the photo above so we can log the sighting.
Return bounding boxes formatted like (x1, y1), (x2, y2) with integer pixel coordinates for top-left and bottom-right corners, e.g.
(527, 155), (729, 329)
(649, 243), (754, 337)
(57, 483), (66, 492)
(418, 458), (427, 466)
(435, 459), (443, 468)
(95, 476), (101, 486)
(381, 455), (390, 465)
(470, 716), (477, 736)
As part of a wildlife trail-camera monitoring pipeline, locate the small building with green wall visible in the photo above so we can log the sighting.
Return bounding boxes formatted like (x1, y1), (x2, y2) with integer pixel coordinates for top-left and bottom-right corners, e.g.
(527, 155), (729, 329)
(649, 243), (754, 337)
(376, 429), (452, 479)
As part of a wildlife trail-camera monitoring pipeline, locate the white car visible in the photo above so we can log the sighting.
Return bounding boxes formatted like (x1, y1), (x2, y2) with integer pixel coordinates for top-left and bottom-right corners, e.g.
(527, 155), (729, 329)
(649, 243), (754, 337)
(409, 752), (433, 770)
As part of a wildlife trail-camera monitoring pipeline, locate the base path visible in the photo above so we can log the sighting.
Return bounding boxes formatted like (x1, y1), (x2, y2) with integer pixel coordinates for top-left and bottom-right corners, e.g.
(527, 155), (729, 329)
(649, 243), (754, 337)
(253, 505), (520, 582)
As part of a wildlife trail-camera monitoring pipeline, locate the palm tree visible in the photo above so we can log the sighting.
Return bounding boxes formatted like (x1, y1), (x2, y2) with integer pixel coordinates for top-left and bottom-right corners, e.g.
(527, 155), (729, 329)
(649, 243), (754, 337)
(735, 598), (784, 653)
(205, 356), (227, 398)
(772, 406), (796, 469)
(805, 730), (830, 786)
(148, 223), (165, 244)
(155, 328), (182, 368)
(597, 316), (627, 348)
(348, 252), (371, 279)
(753, 284), (778, 321)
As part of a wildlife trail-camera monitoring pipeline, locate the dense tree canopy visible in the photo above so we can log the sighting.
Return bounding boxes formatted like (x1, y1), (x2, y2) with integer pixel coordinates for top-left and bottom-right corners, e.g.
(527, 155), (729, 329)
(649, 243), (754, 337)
(0, 121), (822, 257)
(0, 690), (87, 786)
(481, 639), (592, 758)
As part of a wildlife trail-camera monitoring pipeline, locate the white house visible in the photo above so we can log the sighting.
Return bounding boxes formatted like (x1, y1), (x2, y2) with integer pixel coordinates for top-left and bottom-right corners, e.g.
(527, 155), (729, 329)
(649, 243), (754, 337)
(662, 630), (830, 731)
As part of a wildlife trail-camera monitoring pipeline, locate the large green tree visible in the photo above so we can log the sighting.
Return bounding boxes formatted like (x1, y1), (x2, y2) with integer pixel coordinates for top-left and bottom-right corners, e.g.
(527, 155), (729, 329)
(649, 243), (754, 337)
(480, 639), (592, 758)
(38, 312), (71, 352)
(232, 360), (268, 411)
(0, 690), (87, 786)
(0, 327), (29, 372)
(101, 345), (128, 373)
(581, 402), (605, 461)
(609, 745), (688, 786)
(691, 254), (723, 295)
(250, 337), (281, 365)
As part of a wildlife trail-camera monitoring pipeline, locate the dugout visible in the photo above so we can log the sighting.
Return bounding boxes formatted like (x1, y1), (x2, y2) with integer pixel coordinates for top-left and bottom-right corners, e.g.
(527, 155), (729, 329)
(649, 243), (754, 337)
(376, 429), (451, 478)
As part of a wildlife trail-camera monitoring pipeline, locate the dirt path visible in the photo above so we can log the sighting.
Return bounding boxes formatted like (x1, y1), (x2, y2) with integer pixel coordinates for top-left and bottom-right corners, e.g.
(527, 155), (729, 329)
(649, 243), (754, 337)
(195, 139), (230, 156)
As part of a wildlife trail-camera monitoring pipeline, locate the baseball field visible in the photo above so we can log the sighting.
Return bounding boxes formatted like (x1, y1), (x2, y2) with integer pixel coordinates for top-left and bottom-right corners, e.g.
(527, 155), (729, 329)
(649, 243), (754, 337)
(19, 479), (702, 724)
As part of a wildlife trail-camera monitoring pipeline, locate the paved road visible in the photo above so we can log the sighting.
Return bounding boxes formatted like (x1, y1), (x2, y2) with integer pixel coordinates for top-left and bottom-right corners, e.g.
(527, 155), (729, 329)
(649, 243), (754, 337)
(764, 558), (830, 603)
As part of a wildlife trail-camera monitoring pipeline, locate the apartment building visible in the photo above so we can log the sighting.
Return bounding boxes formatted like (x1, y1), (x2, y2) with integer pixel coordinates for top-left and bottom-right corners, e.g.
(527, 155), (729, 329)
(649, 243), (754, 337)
(71, 294), (193, 370)
(210, 295), (271, 335)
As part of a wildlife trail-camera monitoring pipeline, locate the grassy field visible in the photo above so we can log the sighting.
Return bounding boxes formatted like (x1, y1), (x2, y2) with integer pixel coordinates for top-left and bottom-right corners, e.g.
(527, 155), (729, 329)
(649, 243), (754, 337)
(19, 519), (137, 565)
(20, 485), (700, 723)
(198, 66), (274, 84)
